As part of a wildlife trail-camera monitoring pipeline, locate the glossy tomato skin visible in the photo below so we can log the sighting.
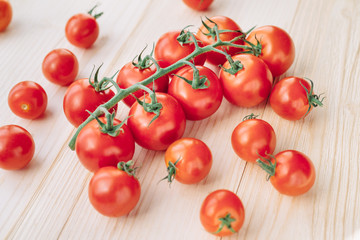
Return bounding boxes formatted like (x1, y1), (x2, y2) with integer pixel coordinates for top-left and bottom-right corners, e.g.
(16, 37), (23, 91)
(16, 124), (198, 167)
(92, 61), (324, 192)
(65, 13), (99, 48)
(246, 25), (295, 77)
(63, 78), (117, 127)
(89, 166), (141, 217)
(127, 93), (186, 151)
(182, 0), (213, 10)
(116, 62), (169, 107)
(165, 138), (212, 184)
(270, 150), (315, 196)
(8, 81), (48, 119)
(219, 54), (272, 107)
(42, 48), (79, 86)
(168, 65), (223, 120)
(0, 0), (12, 31)
(269, 77), (312, 120)
(75, 117), (135, 172)
(0, 125), (35, 170)
(196, 16), (244, 66)
(232, 119), (276, 163)
(200, 189), (245, 236)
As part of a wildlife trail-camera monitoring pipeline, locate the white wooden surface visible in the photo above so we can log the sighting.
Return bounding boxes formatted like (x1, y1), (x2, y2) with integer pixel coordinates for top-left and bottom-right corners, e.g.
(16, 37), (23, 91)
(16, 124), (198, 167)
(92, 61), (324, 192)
(0, 0), (359, 239)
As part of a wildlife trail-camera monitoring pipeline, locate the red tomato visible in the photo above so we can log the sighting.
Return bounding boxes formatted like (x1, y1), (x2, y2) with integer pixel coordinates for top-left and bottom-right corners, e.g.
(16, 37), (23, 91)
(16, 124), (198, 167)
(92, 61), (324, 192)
(42, 48), (79, 86)
(75, 117), (135, 172)
(89, 166), (141, 217)
(127, 92), (186, 151)
(196, 16), (244, 65)
(269, 77), (322, 120)
(8, 81), (48, 119)
(231, 117), (276, 163)
(219, 54), (272, 107)
(154, 31), (206, 70)
(0, 125), (35, 170)
(182, 0), (214, 11)
(246, 25), (295, 77)
(63, 78), (117, 127)
(200, 189), (245, 236)
(164, 138), (212, 184)
(168, 65), (223, 120)
(0, 0), (12, 31)
(116, 62), (169, 107)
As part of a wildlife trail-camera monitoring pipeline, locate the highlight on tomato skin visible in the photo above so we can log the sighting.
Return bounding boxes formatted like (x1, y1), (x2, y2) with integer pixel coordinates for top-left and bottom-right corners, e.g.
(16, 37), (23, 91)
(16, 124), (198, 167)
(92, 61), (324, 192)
(0, 0), (12, 32)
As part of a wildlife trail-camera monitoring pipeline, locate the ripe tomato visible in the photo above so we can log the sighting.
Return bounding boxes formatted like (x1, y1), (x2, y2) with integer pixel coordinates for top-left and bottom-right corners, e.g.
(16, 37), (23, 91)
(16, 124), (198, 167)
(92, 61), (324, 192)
(200, 189), (245, 236)
(89, 165), (141, 217)
(269, 77), (323, 120)
(219, 54), (272, 107)
(75, 117), (135, 172)
(0, 125), (35, 170)
(246, 25), (295, 77)
(196, 16), (244, 66)
(231, 117), (276, 163)
(0, 0), (12, 31)
(168, 65), (223, 120)
(164, 138), (212, 184)
(8, 81), (48, 119)
(182, 0), (214, 11)
(42, 48), (79, 86)
(258, 150), (316, 196)
(63, 78), (117, 127)
(116, 62), (169, 107)
(127, 92), (186, 151)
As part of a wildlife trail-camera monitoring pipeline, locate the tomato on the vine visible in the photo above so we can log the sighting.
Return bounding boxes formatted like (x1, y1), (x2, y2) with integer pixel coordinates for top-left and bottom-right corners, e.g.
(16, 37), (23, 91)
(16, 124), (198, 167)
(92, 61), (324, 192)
(163, 138), (212, 184)
(246, 25), (295, 77)
(200, 189), (245, 236)
(0, 125), (35, 170)
(42, 48), (79, 86)
(168, 65), (223, 120)
(0, 0), (12, 31)
(182, 0), (213, 11)
(219, 54), (272, 107)
(8, 81), (48, 119)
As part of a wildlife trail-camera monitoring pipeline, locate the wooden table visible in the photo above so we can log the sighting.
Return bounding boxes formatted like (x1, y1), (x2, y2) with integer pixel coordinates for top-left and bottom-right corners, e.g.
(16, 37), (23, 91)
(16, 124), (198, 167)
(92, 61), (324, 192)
(1, 0), (359, 239)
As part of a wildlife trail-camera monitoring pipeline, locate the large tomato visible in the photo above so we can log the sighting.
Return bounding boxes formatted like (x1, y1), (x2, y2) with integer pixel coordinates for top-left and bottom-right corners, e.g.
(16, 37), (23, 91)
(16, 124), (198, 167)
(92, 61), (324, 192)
(200, 189), (245, 236)
(75, 117), (135, 172)
(42, 48), (79, 86)
(164, 138), (212, 184)
(182, 0), (214, 11)
(246, 25), (295, 77)
(196, 16), (244, 65)
(0, 0), (12, 31)
(168, 65), (223, 120)
(116, 62), (169, 107)
(0, 125), (35, 170)
(231, 117), (276, 163)
(127, 92), (186, 151)
(63, 78), (117, 127)
(219, 54), (272, 107)
(8, 81), (48, 119)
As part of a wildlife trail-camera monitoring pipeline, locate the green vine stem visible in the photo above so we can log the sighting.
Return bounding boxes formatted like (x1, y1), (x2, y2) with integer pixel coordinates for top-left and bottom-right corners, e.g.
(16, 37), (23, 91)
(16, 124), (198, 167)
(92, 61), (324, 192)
(242, 113), (259, 121)
(88, 5), (103, 19)
(256, 154), (276, 181)
(300, 78), (325, 118)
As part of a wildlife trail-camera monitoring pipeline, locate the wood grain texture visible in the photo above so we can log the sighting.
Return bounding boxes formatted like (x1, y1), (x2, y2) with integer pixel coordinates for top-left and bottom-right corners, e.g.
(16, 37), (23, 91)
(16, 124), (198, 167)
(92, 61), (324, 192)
(0, 0), (359, 239)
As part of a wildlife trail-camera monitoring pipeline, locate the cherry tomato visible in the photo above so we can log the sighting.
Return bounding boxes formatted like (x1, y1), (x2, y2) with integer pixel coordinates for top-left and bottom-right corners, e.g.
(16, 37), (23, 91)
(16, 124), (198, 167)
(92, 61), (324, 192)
(231, 117), (276, 163)
(269, 77), (323, 120)
(89, 165), (141, 217)
(246, 25), (295, 77)
(63, 78), (117, 127)
(0, 125), (35, 170)
(219, 54), (272, 107)
(116, 62), (169, 107)
(182, 0), (214, 11)
(127, 92), (186, 151)
(75, 117), (135, 172)
(200, 189), (245, 236)
(8, 81), (48, 119)
(196, 16), (244, 65)
(0, 0), (12, 31)
(42, 48), (79, 86)
(164, 138), (212, 184)
(168, 65), (223, 120)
